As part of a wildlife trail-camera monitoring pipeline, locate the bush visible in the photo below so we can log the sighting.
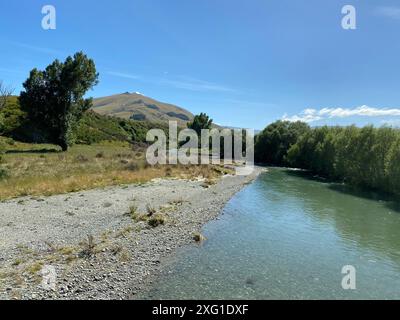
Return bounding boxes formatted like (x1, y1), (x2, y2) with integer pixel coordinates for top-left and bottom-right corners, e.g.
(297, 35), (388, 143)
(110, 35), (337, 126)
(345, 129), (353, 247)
(255, 120), (310, 165)
(284, 125), (400, 195)
(148, 214), (165, 228)
(0, 167), (8, 180)
(75, 110), (168, 145)
(0, 96), (26, 136)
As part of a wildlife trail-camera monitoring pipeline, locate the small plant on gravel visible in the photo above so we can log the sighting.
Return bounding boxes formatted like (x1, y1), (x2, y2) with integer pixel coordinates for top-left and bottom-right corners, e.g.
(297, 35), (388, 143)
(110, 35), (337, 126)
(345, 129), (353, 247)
(118, 249), (131, 262)
(201, 178), (216, 188)
(169, 198), (184, 206)
(12, 258), (26, 266)
(57, 246), (75, 256)
(127, 205), (143, 222)
(193, 232), (207, 242)
(115, 225), (134, 238)
(79, 235), (96, 258)
(44, 241), (57, 253)
(25, 261), (44, 275)
(110, 244), (123, 255)
(146, 204), (156, 217)
(148, 214), (166, 228)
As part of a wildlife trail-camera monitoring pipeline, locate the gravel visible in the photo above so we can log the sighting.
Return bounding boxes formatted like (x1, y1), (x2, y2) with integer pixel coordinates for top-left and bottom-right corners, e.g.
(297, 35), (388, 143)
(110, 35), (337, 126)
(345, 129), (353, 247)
(0, 168), (262, 300)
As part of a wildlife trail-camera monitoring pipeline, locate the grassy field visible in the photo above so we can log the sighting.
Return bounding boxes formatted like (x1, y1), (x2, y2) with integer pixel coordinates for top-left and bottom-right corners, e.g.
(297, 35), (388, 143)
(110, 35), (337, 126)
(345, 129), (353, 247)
(0, 141), (229, 200)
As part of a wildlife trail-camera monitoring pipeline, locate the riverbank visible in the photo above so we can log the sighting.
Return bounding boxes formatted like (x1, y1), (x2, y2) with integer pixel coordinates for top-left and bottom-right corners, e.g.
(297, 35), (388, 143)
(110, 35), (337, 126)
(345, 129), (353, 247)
(134, 168), (400, 300)
(0, 166), (263, 300)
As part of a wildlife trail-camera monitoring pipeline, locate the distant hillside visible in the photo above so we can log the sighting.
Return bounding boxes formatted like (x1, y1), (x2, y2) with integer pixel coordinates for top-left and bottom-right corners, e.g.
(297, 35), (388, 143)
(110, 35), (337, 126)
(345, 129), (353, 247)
(92, 92), (194, 127)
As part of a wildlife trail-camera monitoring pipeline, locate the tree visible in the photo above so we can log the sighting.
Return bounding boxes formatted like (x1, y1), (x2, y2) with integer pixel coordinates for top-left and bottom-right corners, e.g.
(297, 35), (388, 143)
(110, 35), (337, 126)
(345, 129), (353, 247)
(255, 120), (310, 165)
(0, 97), (26, 136)
(0, 81), (14, 110)
(19, 52), (99, 151)
(187, 113), (213, 135)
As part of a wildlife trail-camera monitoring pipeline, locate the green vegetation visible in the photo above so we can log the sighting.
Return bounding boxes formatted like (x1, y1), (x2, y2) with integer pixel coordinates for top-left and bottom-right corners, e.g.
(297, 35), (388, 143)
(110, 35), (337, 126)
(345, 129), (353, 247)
(0, 140), (226, 199)
(187, 112), (213, 135)
(148, 214), (166, 227)
(255, 120), (309, 165)
(75, 110), (167, 145)
(0, 94), (167, 148)
(255, 120), (400, 196)
(20, 52), (99, 151)
(0, 96), (26, 136)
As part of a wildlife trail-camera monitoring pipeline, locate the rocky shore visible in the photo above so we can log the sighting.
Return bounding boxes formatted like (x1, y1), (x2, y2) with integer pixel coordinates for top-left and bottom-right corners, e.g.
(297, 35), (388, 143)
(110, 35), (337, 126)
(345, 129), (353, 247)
(0, 167), (262, 300)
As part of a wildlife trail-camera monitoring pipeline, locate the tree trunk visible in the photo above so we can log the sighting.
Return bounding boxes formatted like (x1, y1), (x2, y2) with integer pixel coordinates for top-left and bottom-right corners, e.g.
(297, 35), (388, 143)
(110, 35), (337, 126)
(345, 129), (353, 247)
(59, 140), (68, 152)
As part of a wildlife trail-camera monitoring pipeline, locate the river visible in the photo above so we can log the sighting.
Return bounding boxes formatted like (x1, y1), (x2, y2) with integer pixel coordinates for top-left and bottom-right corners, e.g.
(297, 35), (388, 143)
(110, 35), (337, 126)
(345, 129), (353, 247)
(141, 168), (400, 299)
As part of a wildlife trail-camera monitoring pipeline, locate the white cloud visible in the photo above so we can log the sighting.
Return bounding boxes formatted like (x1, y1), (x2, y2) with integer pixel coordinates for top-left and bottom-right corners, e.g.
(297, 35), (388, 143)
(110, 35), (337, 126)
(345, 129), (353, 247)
(283, 105), (400, 123)
(376, 6), (400, 19)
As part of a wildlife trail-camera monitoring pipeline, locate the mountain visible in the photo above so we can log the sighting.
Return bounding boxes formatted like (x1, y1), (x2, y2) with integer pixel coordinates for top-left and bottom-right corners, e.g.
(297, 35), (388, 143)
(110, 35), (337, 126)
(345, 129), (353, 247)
(92, 92), (194, 126)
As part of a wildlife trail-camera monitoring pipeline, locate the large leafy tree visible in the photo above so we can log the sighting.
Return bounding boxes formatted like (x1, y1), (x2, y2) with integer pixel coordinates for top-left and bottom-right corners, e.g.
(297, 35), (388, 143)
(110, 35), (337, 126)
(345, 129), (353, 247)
(255, 120), (310, 165)
(19, 52), (99, 151)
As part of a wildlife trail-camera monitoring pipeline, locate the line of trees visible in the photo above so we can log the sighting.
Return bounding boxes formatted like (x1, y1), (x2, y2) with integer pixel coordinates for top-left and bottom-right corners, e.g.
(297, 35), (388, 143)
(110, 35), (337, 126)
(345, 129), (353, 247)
(255, 121), (400, 196)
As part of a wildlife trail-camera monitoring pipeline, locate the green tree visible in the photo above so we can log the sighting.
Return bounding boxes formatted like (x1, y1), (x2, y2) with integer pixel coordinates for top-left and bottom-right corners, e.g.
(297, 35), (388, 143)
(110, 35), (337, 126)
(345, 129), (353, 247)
(19, 52), (99, 151)
(387, 137), (400, 194)
(187, 113), (213, 135)
(0, 96), (26, 136)
(255, 118), (400, 195)
(255, 120), (310, 165)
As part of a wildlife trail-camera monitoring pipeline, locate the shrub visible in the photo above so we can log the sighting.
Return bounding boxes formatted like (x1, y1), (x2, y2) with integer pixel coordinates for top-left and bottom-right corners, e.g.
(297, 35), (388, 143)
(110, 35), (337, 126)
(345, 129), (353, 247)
(0, 96), (26, 136)
(148, 214), (165, 228)
(127, 205), (148, 222)
(124, 162), (140, 171)
(128, 205), (139, 220)
(75, 110), (169, 146)
(79, 235), (96, 258)
(146, 204), (156, 217)
(0, 167), (8, 181)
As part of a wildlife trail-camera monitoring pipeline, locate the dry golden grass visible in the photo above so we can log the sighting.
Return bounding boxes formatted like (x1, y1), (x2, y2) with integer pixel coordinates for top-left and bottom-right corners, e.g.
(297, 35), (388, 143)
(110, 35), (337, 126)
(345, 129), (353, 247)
(0, 141), (231, 200)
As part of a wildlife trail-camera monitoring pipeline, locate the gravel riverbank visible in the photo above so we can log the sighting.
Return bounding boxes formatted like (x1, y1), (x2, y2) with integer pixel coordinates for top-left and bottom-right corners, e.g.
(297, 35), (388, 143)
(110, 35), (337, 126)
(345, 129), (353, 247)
(0, 167), (262, 300)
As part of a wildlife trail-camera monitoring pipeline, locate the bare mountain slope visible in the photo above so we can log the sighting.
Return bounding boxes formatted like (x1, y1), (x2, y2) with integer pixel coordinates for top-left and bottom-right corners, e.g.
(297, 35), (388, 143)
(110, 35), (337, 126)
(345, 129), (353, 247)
(92, 92), (194, 126)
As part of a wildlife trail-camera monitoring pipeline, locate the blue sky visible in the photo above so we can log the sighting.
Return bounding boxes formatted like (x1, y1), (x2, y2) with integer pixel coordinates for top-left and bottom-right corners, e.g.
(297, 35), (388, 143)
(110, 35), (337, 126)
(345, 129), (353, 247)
(1, 0), (400, 129)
